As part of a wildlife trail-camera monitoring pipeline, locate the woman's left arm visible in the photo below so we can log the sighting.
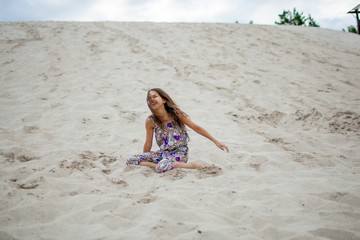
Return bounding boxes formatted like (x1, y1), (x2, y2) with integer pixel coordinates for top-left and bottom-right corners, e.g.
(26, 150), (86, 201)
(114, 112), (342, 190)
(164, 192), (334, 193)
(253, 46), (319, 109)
(179, 114), (229, 152)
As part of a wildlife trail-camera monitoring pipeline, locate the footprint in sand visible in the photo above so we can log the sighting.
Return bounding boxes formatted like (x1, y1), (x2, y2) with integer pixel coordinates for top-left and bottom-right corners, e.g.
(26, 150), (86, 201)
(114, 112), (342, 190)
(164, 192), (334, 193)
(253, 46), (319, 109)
(195, 165), (222, 179)
(137, 190), (157, 204)
(110, 178), (129, 187)
(124, 164), (221, 179)
(23, 125), (39, 133)
(160, 168), (188, 180)
(1, 151), (39, 163)
(17, 155), (39, 162)
(0, 151), (15, 163)
(18, 182), (39, 189)
(18, 176), (45, 189)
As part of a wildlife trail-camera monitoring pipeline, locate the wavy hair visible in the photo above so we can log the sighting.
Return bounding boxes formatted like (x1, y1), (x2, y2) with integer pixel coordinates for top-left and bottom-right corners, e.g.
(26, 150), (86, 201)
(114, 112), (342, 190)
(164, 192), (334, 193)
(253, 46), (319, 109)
(147, 88), (187, 130)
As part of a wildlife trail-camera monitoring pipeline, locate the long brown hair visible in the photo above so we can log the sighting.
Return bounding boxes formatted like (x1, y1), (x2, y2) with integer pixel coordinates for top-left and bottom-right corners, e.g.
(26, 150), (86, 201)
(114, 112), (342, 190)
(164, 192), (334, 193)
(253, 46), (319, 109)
(147, 88), (187, 130)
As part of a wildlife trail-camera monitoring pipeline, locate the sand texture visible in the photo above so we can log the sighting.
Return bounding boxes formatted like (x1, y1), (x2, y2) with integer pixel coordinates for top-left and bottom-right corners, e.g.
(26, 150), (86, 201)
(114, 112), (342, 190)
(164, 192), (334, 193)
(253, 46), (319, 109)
(0, 22), (360, 240)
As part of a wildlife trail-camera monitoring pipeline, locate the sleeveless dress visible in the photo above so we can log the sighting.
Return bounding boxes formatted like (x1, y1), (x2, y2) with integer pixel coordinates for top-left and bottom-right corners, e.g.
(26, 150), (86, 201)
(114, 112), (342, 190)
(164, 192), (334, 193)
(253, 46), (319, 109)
(127, 115), (190, 173)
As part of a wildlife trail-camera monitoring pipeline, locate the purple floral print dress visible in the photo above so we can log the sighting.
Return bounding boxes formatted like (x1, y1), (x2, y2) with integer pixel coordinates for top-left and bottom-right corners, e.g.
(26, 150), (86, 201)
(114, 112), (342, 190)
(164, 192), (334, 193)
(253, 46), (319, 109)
(127, 115), (190, 173)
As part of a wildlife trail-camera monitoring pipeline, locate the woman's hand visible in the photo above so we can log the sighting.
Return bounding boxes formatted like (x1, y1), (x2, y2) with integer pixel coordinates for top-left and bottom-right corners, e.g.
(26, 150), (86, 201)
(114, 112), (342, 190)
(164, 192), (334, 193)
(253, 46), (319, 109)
(215, 141), (229, 152)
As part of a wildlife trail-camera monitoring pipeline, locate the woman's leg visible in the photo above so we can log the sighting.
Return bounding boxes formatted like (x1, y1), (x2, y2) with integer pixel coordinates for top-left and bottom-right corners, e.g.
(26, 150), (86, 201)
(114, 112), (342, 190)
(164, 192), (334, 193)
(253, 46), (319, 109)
(154, 160), (204, 173)
(159, 147), (203, 171)
(154, 159), (204, 173)
(169, 148), (204, 169)
(155, 158), (174, 173)
(173, 162), (204, 169)
(139, 161), (157, 168)
(126, 151), (161, 167)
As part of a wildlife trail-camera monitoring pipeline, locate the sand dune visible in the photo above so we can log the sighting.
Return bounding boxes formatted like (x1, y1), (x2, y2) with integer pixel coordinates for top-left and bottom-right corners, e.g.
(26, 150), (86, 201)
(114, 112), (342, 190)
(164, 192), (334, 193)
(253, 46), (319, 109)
(0, 22), (360, 240)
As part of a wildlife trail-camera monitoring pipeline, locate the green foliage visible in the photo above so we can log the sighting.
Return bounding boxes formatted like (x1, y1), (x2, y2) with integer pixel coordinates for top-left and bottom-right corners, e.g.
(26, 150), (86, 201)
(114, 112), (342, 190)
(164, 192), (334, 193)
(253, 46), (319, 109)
(342, 25), (358, 34)
(275, 8), (320, 27)
(307, 14), (320, 27)
(348, 25), (358, 33)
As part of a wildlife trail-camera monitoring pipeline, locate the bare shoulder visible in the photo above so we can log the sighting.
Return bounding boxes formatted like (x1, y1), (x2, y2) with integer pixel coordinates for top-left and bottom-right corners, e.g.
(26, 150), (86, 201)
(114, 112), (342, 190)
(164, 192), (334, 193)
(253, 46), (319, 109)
(177, 111), (198, 129)
(145, 116), (155, 129)
(176, 110), (190, 120)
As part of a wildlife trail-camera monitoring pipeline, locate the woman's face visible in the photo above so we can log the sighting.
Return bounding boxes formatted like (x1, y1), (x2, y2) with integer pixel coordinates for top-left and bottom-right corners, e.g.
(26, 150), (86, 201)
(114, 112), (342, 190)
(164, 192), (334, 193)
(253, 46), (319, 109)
(147, 90), (166, 110)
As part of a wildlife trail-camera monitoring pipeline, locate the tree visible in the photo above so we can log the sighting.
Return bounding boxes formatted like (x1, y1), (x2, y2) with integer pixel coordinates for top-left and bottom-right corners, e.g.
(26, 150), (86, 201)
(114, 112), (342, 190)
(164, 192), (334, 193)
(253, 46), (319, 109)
(307, 14), (320, 27)
(342, 25), (358, 34)
(275, 8), (320, 27)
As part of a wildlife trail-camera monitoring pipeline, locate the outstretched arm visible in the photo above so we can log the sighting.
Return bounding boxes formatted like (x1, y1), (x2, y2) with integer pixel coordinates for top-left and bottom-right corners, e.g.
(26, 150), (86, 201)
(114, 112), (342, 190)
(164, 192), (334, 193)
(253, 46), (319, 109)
(143, 117), (154, 153)
(178, 114), (229, 152)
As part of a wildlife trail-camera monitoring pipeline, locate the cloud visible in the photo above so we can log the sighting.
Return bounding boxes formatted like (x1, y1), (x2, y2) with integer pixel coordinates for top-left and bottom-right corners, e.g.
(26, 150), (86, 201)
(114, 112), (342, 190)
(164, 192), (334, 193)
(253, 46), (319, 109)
(77, 0), (236, 22)
(0, 0), (97, 21)
(0, 0), (358, 30)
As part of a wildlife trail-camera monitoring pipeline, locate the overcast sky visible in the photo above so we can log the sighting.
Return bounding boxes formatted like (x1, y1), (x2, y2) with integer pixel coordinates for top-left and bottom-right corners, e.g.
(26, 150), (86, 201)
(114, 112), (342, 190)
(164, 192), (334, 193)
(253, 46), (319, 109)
(1, 0), (359, 31)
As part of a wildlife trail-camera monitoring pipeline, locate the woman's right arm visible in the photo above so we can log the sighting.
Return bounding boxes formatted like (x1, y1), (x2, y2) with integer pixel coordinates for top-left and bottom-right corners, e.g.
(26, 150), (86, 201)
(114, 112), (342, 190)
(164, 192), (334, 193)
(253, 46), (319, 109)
(143, 118), (154, 153)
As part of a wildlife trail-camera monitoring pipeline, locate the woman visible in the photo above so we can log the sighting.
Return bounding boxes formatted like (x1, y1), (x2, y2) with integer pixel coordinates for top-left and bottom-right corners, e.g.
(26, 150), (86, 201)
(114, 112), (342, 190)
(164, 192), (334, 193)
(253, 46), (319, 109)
(127, 88), (229, 173)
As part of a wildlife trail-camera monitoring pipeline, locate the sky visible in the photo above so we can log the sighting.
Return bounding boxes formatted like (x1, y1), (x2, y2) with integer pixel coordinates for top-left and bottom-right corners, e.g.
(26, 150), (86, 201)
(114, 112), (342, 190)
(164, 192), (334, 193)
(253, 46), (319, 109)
(0, 0), (359, 31)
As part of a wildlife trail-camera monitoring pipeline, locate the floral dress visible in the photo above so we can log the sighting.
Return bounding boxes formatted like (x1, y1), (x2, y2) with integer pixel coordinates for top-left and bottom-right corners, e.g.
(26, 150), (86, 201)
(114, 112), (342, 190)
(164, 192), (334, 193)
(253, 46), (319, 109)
(127, 115), (190, 173)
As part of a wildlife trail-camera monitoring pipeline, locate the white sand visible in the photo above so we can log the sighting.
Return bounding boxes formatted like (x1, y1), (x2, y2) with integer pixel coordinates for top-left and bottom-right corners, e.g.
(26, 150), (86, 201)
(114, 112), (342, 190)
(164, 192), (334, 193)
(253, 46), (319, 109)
(0, 22), (359, 240)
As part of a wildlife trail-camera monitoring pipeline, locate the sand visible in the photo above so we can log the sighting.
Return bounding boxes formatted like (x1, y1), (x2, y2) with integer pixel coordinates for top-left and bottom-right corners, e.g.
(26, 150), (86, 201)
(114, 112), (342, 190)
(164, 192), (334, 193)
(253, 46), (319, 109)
(0, 21), (359, 240)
